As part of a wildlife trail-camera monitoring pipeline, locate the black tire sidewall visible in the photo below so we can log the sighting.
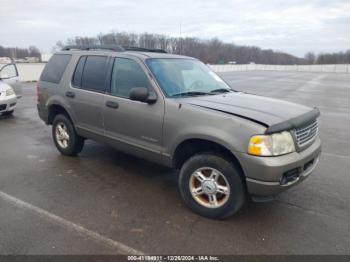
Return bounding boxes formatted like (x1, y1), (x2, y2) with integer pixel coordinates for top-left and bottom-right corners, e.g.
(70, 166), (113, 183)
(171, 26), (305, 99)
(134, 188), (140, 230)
(179, 153), (245, 219)
(52, 114), (83, 156)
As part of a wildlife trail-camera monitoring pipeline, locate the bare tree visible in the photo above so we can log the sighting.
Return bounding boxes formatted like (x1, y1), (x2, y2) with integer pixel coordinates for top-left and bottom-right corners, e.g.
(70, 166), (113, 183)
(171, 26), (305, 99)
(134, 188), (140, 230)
(28, 46), (41, 57)
(0, 45), (41, 59)
(304, 52), (316, 64)
(316, 50), (350, 64)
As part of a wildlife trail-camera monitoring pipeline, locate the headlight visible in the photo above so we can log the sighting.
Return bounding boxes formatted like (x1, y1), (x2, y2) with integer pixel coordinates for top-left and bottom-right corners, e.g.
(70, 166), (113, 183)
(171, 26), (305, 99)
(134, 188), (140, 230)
(5, 88), (15, 96)
(248, 131), (295, 156)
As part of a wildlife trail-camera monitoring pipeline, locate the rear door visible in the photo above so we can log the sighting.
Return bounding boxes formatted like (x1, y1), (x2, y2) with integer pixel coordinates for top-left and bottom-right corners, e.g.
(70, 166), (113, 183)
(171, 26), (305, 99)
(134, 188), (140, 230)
(68, 55), (109, 135)
(103, 57), (164, 161)
(0, 64), (22, 97)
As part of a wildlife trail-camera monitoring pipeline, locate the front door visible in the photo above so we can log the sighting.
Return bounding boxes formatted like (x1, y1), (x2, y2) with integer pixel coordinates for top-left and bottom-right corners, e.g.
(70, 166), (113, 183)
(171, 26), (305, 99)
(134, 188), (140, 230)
(0, 64), (22, 97)
(103, 57), (164, 162)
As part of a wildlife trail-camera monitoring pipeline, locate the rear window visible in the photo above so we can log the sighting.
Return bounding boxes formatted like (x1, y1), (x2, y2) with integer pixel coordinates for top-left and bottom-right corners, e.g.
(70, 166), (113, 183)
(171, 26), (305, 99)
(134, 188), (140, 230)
(81, 56), (108, 92)
(40, 54), (71, 84)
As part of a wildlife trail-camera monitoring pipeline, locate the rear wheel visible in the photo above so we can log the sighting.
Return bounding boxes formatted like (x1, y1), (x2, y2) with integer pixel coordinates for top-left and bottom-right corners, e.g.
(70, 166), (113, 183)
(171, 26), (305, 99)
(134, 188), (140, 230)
(179, 153), (245, 219)
(52, 114), (84, 156)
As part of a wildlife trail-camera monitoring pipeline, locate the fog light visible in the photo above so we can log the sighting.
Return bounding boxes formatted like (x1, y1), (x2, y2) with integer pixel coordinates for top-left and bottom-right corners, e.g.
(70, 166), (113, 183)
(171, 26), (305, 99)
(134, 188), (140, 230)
(280, 168), (300, 185)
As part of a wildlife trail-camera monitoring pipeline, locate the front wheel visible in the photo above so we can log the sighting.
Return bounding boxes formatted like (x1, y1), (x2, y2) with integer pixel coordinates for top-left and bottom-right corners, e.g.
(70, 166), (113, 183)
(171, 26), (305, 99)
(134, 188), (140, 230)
(179, 153), (245, 219)
(52, 114), (84, 156)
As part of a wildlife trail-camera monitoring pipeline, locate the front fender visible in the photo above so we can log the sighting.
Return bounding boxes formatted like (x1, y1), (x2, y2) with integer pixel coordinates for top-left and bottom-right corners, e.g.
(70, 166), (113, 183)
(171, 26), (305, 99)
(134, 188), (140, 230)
(163, 100), (267, 158)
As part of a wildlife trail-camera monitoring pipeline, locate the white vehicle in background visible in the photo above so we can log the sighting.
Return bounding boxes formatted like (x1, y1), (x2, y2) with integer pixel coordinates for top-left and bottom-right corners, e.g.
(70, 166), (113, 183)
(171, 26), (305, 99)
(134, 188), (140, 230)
(0, 63), (22, 116)
(0, 57), (12, 63)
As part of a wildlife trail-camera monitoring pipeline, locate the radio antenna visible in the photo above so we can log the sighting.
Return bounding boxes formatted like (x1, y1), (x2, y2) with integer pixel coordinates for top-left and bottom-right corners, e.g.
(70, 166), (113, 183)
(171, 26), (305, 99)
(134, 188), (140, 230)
(180, 22), (182, 55)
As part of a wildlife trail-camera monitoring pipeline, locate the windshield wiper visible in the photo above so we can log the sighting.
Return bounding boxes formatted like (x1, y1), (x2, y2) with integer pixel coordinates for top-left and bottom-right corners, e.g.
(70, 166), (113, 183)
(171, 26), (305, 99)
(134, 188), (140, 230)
(171, 91), (213, 97)
(210, 88), (233, 93)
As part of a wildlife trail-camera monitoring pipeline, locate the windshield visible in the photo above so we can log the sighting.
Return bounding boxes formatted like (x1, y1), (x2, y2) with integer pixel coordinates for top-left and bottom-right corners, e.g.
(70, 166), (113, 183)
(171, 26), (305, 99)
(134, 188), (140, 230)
(146, 58), (233, 97)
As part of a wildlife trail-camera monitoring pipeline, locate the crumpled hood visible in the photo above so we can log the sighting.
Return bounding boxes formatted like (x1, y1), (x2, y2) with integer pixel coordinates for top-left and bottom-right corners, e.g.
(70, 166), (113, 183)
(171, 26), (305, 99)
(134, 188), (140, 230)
(0, 81), (11, 92)
(182, 92), (315, 129)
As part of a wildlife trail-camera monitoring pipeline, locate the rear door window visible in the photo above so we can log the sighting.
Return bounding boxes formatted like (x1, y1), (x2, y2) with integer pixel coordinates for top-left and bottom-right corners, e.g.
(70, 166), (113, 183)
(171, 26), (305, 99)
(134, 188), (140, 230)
(81, 56), (108, 93)
(40, 54), (71, 83)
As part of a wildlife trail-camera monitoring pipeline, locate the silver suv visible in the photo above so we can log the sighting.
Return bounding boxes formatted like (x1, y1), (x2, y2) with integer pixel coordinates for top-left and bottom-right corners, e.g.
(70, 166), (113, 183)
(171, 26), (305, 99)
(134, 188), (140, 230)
(37, 45), (321, 218)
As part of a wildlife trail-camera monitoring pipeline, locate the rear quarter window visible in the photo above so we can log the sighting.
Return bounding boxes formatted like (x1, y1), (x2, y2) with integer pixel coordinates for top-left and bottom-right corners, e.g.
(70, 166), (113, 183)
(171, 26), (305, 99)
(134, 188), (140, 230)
(40, 54), (71, 84)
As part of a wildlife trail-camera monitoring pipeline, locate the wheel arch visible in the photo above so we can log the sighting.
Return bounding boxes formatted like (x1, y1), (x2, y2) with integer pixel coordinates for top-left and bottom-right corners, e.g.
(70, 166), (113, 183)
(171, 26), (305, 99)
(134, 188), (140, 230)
(172, 138), (245, 178)
(47, 103), (73, 125)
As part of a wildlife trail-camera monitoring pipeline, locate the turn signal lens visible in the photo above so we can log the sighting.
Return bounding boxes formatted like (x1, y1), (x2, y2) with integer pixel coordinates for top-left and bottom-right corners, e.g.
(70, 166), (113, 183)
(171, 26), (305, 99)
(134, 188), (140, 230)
(248, 135), (272, 156)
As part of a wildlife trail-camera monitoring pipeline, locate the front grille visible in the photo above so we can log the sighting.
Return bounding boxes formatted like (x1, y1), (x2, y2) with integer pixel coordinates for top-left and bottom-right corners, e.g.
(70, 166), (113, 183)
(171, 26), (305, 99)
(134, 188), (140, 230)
(0, 104), (6, 111)
(295, 120), (318, 147)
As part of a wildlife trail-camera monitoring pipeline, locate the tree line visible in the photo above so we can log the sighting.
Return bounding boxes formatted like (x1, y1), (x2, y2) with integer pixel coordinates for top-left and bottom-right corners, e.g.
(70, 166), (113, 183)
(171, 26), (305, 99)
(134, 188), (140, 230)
(0, 45), (41, 59)
(56, 32), (307, 65)
(305, 50), (350, 64)
(56, 32), (350, 65)
(3, 32), (349, 65)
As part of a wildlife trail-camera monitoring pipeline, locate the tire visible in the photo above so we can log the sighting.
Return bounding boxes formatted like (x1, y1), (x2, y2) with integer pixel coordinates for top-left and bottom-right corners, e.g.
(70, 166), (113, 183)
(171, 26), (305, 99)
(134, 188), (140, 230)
(179, 153), (245, 219)
(52, 114), (84, 156)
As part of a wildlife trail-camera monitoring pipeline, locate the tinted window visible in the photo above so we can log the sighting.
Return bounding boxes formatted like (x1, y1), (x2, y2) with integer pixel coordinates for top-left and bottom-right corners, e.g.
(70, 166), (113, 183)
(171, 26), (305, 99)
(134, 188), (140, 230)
(81, 56), (108, 92)
(72, 56), (86, 87)
(0, 64), (17, 78)
(111, 58), (150, 97)
(40, 54), (71, 83)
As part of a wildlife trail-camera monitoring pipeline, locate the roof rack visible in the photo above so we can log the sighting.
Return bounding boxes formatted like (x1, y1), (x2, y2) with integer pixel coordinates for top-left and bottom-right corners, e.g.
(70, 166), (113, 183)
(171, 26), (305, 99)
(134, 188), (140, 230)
(123, 46), (167, 53)
(62, 45), (124, 52)
(61, 45), (167, 53)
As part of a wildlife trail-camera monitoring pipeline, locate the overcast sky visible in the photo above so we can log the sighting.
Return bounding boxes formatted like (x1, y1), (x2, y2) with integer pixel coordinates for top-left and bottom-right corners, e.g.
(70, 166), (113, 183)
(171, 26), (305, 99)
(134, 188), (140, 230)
(1, 0), (349, 57)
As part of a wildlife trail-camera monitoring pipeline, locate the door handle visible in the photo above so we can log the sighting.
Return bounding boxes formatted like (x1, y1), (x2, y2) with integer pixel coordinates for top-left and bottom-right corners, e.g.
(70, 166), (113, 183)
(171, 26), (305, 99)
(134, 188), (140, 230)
(65, 91), (75, 98)
(105, 101), (119, 109)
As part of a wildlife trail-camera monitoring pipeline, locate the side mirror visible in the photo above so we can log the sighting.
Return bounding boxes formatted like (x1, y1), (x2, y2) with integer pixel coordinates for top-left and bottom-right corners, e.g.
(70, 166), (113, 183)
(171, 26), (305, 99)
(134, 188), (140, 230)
(0, 73), (10, 80)
(129, 87), (157, 104)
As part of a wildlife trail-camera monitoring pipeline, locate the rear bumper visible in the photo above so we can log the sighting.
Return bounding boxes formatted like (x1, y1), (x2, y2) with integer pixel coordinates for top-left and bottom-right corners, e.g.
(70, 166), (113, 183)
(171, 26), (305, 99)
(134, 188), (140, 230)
(236, 138), (322, 197)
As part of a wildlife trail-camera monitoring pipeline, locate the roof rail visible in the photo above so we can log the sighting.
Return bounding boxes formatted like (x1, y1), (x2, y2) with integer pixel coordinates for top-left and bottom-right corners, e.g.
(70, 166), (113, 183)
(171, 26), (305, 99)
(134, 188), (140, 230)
(62, 45), (125, 52)
(123, 46), (167, 53)
(61, 45), (167, 53)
